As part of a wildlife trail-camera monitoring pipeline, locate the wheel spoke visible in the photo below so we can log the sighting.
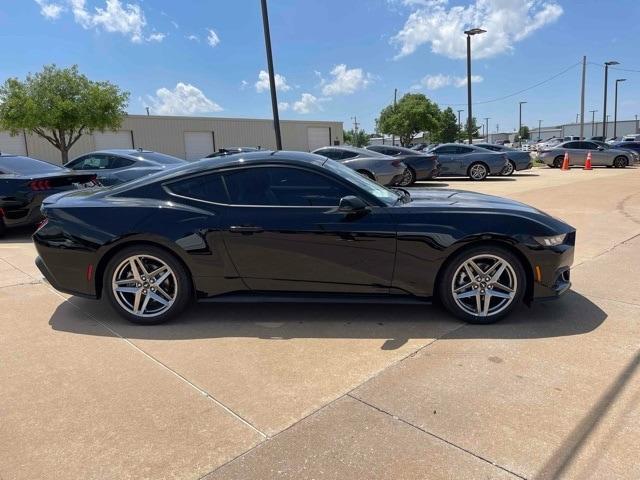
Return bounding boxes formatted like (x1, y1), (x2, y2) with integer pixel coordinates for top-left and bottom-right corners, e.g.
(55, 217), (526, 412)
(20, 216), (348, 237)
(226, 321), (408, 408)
(456, 290), (477, 299)
(148, 291), (169, 307)
(154, 285), (173, 301)
(454, 282), (473, 293)
(489, 261), (507, 283)
(475, 292), (483, 314)
(132, 289), (143, 313)
(493, 282), (515, 293)
(139, 293), (151, 315)
(115, 286), (139, 294)
(115, 278), (137, 286)
(490, 290), (513, 300)
(481, 292), (492, 316)
(154, 270), (171, 286)
(467, 260), (485, 276)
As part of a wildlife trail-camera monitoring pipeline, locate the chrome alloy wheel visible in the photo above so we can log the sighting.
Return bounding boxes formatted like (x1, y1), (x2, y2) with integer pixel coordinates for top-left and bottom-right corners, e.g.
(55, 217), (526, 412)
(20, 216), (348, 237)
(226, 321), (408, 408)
(111, 255), (177, 318)
(451, 254), (517, 317)
(469, 163), (488, 180)
(501, 161), (515, 176)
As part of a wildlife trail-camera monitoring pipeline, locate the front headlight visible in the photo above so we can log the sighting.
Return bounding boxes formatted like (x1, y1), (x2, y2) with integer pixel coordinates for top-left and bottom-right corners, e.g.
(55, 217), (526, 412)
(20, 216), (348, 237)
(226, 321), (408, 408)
(534, 234), (567, 246)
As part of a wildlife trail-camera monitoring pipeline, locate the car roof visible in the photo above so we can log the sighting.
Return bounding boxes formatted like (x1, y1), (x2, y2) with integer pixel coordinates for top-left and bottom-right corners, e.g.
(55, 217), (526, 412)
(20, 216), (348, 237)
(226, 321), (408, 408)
(105, 150), (329, 195)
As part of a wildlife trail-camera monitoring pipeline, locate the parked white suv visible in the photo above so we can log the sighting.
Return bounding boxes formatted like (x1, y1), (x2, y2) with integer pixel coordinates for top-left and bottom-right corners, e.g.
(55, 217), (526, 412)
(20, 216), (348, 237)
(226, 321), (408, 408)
(622, 134), (640, 142)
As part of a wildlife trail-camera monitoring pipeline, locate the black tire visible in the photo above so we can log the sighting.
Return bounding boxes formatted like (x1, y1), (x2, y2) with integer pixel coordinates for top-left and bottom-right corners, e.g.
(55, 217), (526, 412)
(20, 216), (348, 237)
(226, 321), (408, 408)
(613, 156), (627, 168)
(553, 156), (564, 168)
(357, 170), (375, 181)
(438, 245), (526, 324)
(399, 167), (416, 186)
(103, 245), (192, 325)
(467, 162), (488, 181)
(501, 160), (516, 176)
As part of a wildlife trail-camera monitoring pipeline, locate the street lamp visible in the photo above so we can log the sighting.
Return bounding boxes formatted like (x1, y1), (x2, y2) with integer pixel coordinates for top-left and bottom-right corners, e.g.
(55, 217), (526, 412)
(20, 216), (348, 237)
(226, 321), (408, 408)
(614, 79), (626, 139)
(260, 0), (282, 150)
(485, 117), (490, 142)
(589, 109), (598, 136)
(464, 28), (486, 144)
(602, 60), (619, 140)
(538, 119), (542, 142)
(518, 101), (527, 147)
(457, 109), (464, 139)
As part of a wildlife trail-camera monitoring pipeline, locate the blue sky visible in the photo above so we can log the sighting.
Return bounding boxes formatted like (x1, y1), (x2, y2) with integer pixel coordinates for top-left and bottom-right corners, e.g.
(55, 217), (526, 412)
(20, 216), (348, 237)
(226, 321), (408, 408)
(1, 0), (639, 134)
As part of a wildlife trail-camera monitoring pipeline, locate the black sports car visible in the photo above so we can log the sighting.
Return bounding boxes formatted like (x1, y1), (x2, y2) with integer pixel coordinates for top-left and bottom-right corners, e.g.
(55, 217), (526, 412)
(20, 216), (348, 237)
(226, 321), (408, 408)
(34, 151), (575, 325)
(0, 154), (98, 235)
(366, 145), (441, 185)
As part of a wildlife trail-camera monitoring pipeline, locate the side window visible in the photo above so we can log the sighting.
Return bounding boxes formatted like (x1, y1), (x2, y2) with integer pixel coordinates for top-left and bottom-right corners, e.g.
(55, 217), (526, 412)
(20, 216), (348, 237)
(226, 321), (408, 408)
(340, 151), (358, 159)
(434, 146), (456, 154)
(224, 167), (352, 207)
(319, 149), (340, 160)
(456, 147), (474, 154)
(109, 156), (135, 169)
(166, 173), (228, 203)
(73, 154), (110, 170)
(564, 142), (579, 149)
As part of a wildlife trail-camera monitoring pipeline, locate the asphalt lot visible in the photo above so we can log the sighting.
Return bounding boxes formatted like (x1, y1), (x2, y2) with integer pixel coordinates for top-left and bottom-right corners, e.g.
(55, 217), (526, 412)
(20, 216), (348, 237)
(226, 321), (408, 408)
(1, 166), (639, 479)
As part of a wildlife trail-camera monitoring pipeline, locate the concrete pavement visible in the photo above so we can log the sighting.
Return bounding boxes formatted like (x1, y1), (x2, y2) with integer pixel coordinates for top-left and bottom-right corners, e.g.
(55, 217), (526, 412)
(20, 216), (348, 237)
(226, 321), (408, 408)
(1, 166), (639, 479)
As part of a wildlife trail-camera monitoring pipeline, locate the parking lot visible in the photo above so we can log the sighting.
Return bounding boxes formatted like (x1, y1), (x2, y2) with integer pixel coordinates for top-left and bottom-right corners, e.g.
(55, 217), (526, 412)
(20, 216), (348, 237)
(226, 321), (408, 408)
(1, 166), (639, 479)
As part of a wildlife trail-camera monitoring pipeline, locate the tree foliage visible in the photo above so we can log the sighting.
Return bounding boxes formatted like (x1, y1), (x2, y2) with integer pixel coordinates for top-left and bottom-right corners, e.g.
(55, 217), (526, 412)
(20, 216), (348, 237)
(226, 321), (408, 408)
(519, 126), (530, 140)
(378, 93), (440, 147)
(343, 128), (369, 148)
(433, 107), (460, 143)
(461, 116), (481, 140)
(0, 65), (129, 163)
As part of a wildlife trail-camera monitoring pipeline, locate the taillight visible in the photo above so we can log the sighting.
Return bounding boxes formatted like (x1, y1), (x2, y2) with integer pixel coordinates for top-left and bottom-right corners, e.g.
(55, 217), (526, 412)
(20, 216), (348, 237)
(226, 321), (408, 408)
(29, 180), (52, 191)
(35, 218), (48, 232)
(0, 207), (5, 219)
(89, 175), (100, 186)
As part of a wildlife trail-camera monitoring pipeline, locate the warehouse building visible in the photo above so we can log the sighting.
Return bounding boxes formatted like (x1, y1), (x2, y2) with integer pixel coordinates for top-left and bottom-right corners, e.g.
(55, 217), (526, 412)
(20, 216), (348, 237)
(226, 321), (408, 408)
(0, 114), (344, 164)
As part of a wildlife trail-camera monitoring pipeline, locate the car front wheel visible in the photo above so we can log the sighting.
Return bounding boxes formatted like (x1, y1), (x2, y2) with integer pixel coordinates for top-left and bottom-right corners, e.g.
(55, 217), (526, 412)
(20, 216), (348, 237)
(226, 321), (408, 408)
(439, 246), (526, 324)
(468, 163), (488, 181)
(104, 246), (192, 324)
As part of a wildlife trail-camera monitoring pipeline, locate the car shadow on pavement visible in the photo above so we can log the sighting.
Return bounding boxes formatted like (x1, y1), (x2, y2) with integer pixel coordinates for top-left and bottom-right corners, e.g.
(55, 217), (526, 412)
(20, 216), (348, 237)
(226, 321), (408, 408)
(0, 226), (34, 244)
(50, 290), (607, 350)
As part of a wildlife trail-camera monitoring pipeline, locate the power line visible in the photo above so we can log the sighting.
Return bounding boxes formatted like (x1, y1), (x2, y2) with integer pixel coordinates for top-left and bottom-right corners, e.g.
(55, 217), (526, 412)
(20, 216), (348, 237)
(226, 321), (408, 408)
(587, 62), (640, 74)
(442, 61), (582, 107)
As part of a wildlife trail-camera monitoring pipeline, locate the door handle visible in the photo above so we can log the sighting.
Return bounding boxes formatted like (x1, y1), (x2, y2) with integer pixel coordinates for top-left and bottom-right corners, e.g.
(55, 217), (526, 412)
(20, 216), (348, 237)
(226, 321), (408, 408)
(229, 225), (264, 233)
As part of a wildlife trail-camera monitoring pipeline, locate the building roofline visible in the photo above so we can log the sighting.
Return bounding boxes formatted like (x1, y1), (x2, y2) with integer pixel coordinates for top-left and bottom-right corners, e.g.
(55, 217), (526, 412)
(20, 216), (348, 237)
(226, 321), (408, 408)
(125, 113), (342, 125)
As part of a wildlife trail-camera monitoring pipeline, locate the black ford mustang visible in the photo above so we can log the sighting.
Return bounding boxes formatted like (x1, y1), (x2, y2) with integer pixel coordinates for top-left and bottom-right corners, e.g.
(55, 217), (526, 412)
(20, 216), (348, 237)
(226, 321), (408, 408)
(1, 155), (97, 235)
(34, 151), (575, 325)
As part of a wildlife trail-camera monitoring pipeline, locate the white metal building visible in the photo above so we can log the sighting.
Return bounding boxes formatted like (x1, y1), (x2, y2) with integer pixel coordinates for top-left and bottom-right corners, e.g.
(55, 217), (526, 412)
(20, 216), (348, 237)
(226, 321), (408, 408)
(0, 114), (344, 164)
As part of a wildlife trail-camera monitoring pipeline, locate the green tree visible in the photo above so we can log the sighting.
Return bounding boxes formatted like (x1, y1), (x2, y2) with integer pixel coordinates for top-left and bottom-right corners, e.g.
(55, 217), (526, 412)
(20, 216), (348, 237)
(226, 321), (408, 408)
(378, 93), (440, 147)
(434, 107), (460, 143)
(0, 65), (129, 164)
(460, 116), (481, 141)
(344, 128), (369, 148)
(519, 126), (530, 140)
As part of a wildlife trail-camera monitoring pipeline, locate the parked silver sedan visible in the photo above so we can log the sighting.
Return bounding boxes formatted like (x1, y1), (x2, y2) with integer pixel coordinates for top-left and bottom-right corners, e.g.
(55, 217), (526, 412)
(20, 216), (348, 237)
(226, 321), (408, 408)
(312, 146), (407, 186)
(538, 140), (633, 168)
(474, 143), (533, 175)
(427, 143), (508, 180)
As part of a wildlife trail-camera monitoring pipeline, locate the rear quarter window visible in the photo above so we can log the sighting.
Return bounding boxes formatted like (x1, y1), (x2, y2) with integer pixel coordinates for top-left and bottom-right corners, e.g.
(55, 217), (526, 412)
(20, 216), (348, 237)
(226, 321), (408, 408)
(166, 174), (228, 203)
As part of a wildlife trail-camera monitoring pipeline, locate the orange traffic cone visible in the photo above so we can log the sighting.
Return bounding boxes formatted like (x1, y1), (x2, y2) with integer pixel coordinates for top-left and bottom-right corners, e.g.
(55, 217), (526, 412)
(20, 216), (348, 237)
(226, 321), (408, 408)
(561, 151), (570, 171)
(584, 151), (593, 170)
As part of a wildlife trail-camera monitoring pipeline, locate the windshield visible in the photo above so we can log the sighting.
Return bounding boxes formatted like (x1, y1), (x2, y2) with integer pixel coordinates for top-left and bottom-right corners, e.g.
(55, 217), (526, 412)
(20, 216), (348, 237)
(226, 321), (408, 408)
(322, 158), (400, 205)
(137, 152), (185, 165)
(0, 156), (63, 175)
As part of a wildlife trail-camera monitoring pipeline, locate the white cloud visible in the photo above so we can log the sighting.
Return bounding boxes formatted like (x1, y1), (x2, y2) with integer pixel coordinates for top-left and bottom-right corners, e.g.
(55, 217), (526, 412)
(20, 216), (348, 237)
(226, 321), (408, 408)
(240, 80), (249, 90)
(421, 73), (483, 89)
(320, 64), (372, 96)
(255, 70), (291, 93)
(392, 0), (563, 59)
(292, 93), (320, 114)
(146, 82), (223, 115)
(278, 102), (290, 111)
(69, 0), (148, 43)
(146, 32), (165, 42)
(206, 28), (220, 47)
(186, 34), (199, 42)
(35, 0), (65, 19)
(171, 20), (179, 29)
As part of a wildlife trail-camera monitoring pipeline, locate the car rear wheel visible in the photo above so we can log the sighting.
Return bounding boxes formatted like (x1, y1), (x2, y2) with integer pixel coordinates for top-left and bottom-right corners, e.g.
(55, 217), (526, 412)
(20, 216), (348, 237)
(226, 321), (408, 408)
(104, 246), (192, 324)
(613, 156), (627, 168)
(438, 245), (526, 324)
(468, 162), (488, 181)
(501, 160), (515, 176)
(398, 167), (416, 186)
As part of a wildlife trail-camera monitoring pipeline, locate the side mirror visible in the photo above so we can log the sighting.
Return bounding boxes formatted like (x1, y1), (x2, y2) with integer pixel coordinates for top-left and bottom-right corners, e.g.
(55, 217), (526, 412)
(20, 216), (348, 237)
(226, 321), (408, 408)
(338, 195), (368, 214)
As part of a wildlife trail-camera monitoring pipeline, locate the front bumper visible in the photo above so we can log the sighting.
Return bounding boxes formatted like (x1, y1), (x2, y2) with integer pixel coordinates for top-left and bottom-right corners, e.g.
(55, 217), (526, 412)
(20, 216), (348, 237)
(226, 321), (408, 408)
(527, 234), (575, 300)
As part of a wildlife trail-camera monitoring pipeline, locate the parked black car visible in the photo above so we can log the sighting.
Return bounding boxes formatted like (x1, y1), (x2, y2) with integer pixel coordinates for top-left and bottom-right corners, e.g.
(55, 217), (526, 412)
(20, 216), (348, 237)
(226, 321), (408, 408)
(365, 145), (440, 185)
(0, 154), (97, 235)
(66, 149), (186, 186)
(35, 151), (575, 325)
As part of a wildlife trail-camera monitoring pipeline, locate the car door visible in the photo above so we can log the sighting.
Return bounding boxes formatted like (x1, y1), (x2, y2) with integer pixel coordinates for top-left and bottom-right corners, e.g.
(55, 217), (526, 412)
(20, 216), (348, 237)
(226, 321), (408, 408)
(432, 146), (459, 175)
(453, 146), (476, 174)
(219, 164), (397, 294)
(582, 142), (607, 165)
(562, 142), (582, 165)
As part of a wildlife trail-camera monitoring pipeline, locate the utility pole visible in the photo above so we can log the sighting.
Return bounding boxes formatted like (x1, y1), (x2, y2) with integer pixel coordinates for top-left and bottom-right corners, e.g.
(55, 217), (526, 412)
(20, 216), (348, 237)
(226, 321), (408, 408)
(484, 117), (490, 142)
(614, 78), (626, 139)
(392, 88), (397, 146)
(464, 28), (486, 144)
(589, 109), (597, 136)
(496, 124), (499, 133)
(351, 116), (359, 146)
(457, 109), (463, 142)
(260, 0), (282, 150)
(575, 114), (579, 124)
(145, 107), (150, 116)
(602, 60), (619, 140)
(538, 119), (542, 142)
(579, 55), (586, 139)
(518, 101), (527, 147)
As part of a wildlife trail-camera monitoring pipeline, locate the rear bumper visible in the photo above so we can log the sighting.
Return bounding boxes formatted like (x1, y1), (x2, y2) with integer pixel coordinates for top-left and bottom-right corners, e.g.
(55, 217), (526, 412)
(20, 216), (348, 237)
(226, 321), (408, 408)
(35, 256), (95, 298)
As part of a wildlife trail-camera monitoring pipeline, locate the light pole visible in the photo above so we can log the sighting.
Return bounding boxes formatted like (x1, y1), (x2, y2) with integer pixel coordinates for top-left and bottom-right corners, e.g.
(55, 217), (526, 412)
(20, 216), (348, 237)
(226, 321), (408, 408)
(260, 0), (282, 150)
(518, 101), (527, 147)
(538, 119), (542, 142)
(602, 60), (619, 140)
(484, 117), (490, 142)
(589, 109), (598, 136)
(613, 78), (626, 139)
(464, 28), (486, 144)
(457, 109), (464, 142)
